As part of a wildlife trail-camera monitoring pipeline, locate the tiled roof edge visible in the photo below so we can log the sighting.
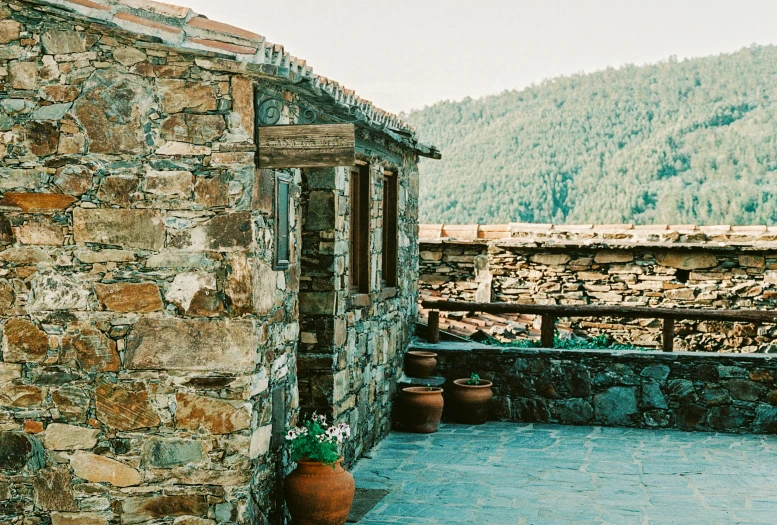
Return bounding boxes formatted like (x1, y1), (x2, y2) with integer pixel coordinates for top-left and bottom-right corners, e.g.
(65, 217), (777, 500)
(419, 223), (777, 248)
(22, 0), (433, 152)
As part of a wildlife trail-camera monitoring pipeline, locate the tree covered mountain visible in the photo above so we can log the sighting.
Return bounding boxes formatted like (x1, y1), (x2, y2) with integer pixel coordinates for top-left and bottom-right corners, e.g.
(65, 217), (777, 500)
(406, 45), (777, 225)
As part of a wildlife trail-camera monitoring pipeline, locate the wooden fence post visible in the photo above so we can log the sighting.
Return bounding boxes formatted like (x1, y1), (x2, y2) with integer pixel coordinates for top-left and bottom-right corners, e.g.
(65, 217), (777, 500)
(428, 310), (440, 344)
(540, 314), (555, 348)
(662, 318), (674, 352)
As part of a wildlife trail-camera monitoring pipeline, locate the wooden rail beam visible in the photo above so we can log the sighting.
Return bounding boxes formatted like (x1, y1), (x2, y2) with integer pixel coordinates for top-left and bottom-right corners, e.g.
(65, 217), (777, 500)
(420, 300), (777, 324)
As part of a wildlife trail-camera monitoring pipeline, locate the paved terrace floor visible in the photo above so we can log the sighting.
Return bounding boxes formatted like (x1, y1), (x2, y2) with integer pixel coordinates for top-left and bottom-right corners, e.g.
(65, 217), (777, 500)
(351, 423), (777, 525)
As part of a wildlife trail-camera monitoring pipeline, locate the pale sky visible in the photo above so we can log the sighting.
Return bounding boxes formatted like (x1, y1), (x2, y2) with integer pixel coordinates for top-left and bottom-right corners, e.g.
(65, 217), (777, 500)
(182, 0), (777, 114)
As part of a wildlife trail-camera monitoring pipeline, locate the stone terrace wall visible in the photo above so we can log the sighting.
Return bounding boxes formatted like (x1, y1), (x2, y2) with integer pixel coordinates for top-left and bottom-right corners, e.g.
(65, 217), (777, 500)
(421, 342), (777, 434)
(0, 4), (301, 524)
(298, 154), (420, 464)
(420, 224), (777, 352)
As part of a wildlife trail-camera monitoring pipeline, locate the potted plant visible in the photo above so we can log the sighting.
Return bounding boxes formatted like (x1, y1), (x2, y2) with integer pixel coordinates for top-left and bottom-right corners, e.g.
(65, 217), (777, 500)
(451, 373), (493, 425)
(404, 350), (438, 378)
(401, 385), (444, 433)
(284, 414), (355, 525)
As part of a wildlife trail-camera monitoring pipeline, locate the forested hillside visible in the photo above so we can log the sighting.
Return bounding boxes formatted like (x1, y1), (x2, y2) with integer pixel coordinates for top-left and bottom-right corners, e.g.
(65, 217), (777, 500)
(406, 46), (777, 225)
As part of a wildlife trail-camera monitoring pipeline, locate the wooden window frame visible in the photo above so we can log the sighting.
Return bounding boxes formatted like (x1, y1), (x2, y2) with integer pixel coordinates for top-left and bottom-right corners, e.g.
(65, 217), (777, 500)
(381, 170), (398, 289)
(349, 164), (370, 295)
(273, 172), (291, 270)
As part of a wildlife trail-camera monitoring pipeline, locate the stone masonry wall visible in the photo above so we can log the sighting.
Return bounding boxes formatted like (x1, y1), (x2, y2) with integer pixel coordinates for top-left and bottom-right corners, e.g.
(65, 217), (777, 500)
(420, 237), (777, 352)
(0, 3), (301, 524)
(423, 342), (777, 434)
(299, 149), (420, 464)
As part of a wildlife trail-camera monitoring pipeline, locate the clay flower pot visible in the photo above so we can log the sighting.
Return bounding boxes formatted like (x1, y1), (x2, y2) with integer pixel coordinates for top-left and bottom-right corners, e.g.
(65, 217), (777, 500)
(404, 351), (438, 378)
(284, 458), (355, 525)
(451, 378), (493, 424)
(402, 386), (444, 433)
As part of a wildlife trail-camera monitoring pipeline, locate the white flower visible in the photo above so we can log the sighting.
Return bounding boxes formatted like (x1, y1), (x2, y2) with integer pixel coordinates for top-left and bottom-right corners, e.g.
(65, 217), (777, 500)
(311, 412), (328, 426)
(285, 426), (309, 441)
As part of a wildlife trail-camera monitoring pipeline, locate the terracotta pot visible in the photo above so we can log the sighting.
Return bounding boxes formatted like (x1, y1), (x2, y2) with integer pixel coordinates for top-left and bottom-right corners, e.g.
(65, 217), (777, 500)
(404, 351), (438, 378)
(402, 386), (444, 433)
(284, 458), (355, 525)
(451, 378), (493, 424)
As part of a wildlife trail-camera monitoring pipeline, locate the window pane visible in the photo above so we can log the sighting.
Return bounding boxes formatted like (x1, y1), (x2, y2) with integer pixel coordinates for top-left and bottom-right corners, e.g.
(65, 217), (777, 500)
(382, 173), (398, 288)
(349, 165), (370, 294)
(274, 173), (290, 269)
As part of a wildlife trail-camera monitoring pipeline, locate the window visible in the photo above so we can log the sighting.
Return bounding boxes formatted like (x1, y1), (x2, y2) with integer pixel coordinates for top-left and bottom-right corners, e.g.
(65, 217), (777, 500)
(382, 171), (398, 288)
(349, 164), (370, 294)
(274, 172), (291, 269)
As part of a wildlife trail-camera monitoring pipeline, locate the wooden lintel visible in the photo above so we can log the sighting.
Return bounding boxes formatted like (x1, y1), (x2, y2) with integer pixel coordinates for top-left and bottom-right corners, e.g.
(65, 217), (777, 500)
(258, 123), (355, 168)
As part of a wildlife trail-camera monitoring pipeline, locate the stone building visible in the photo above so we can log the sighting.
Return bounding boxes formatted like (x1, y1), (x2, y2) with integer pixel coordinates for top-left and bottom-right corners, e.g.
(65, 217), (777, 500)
(0, 1), (437, 523)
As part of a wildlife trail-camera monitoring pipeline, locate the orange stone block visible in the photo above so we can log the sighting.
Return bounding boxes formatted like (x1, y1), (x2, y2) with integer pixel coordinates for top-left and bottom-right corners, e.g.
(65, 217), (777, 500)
(0, 192), (77, 212)
(96, 382), (161, 431)
(94, 282), (163, 313)
(24, 420), (44, 434)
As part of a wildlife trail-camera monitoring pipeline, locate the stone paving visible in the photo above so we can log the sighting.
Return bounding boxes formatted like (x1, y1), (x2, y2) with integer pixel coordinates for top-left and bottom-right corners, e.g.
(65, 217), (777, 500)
(351, 422), (777, 524)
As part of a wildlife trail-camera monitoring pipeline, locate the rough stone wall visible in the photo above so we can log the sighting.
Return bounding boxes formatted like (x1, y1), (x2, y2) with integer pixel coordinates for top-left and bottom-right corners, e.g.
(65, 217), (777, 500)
(419, 240), (777, 352)
(0, 4), (300, 524)
(426, 342), (777, 434)
(299, 151), (420, 464)
(420, 242), (487, 303)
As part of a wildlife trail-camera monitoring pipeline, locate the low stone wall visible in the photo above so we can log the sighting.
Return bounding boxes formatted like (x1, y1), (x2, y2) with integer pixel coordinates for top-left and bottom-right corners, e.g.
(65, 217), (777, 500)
(420, 224), (777, 352)
(418, 341), (777, 433)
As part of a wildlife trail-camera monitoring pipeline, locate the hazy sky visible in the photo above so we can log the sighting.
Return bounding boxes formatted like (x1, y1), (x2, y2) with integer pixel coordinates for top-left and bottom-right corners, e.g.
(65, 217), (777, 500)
(183, 0), (777, 113)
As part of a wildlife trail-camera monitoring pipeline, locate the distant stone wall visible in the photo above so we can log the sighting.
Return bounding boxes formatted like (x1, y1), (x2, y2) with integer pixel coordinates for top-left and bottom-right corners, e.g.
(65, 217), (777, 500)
(298, 153), (420, 464)
(425, 342), (777, 434)
(0, 4), (300, 524)
(420, 224), (777, 352)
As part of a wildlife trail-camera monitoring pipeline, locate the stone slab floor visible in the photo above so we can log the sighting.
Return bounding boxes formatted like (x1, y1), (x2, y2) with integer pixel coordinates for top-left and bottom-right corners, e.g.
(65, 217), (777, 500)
(351, 423), (777, 525)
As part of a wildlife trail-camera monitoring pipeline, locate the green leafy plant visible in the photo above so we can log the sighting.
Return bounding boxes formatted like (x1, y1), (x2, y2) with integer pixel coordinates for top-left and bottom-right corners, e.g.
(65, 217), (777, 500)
(286, 414), (351, 468)
(483, 333), (639, 351)
(467, 373), (481, 385)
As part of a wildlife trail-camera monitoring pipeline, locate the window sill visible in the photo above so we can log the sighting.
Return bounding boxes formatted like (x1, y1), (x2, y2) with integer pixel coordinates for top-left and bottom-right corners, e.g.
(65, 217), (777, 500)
(378, 287), (398, 302)
(349, 293), (371, 309)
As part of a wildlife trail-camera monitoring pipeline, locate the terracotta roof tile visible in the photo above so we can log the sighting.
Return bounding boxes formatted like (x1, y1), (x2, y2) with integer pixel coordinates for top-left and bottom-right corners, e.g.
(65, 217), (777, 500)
(115, 11), (183, 33)
(698, 225), (731, 232)
(186, 37), (257, 55)
(118, 0), (191, 18)
(441, 224), (480, 240)
(66, 0), (111, 10)
(186, 15), (261, 41)
(479, 224), (510, 232)
(422, 223), (777, 248)
(592, 223), (634, 231)
(731, 225), (767, 232)
(633, 224), (668, 231)
(554, 224), (593, 232)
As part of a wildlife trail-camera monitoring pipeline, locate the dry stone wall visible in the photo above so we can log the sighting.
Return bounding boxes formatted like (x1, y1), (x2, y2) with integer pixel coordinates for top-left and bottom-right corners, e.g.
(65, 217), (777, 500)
(425, 342), (777, 434)
(298, 151), (420, 464)
(420, 230), (777, 352)
(0, 3), (301, 523)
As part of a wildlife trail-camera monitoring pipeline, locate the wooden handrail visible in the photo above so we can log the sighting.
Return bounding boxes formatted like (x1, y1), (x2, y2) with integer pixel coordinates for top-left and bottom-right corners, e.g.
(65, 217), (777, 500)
(420, 299), (777, 352)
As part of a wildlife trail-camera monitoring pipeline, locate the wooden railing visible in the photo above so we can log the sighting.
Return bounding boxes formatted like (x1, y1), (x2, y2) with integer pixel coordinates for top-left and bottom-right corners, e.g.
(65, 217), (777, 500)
(421, 300), (777, 351)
